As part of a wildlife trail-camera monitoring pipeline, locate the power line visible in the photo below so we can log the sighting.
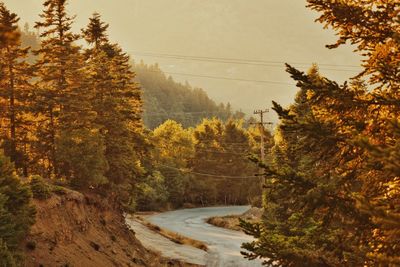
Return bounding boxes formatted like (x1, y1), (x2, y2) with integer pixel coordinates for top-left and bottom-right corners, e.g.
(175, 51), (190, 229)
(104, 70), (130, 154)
(157, 163), (260, 179)
(155, 139), (254, 154)
(131, 51), (361, 69)
(144, 110), (238, 117)
(138, 69), (295, 85)
(195, 149), (250, 156)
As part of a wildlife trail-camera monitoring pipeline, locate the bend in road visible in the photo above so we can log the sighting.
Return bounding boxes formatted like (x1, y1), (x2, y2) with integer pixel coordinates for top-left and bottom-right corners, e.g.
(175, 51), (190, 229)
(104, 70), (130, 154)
(147, 206), (262, 267)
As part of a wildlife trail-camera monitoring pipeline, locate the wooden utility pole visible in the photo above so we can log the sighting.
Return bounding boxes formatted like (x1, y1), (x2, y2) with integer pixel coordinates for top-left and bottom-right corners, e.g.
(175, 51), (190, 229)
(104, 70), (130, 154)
(252, 109), (273, 185)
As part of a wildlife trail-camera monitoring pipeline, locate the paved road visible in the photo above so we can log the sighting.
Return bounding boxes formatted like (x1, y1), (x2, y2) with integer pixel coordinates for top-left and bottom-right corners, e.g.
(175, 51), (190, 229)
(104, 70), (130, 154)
(147, 206), (262, 267)
(126, 216), (207, 265)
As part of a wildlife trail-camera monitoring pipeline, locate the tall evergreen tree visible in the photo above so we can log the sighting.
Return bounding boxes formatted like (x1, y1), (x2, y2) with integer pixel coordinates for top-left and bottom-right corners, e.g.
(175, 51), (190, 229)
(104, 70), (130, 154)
(0, 150), (35, 264)
(241, 1), (400, 266)
(82, 13), (144, 189)
(189, 118), (257, 205)
(0, 4), (32, 175)
(33, 0), (80, 176)
(34, 0), (107, 186)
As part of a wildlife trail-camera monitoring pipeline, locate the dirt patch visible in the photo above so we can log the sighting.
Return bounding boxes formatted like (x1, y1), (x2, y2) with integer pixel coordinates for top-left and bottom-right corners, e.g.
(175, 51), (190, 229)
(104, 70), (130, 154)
(206, 207), (263, 231)
(22, 188), (193, 267)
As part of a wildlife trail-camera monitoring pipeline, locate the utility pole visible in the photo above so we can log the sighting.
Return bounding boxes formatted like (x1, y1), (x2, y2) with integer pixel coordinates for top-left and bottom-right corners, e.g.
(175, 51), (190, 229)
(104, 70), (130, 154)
(252, 109), (273, 185)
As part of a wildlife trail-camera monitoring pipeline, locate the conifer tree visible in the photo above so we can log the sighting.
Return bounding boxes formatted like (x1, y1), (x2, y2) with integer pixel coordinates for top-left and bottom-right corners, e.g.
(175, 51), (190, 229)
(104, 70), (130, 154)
(81, 12), (109, 49)
(0, 3), (32, 175)
(34, 0), (107, 186)
(0, 150), (35, 263)
(241, 1), (399, 265)
(33, 0), (80, 176)
(82, 13), (144, 189)
(189, 118), (257, 205)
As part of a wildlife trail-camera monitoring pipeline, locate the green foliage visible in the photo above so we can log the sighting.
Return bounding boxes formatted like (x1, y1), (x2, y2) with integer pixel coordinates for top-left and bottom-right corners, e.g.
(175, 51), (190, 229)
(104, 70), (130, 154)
(152, 120), (194, 207)
(56, 129), (108, 189)
(133, 171), (168, 211)
(29, 175), (51, 200)
(82, 15), (145, 189)
(33, 0), (83, 177)
(0, 151), (35, 263)
(0, 239), (16, 267)
(241, 1), (400, 266)
(188, 118), (262, 206)
(0, 4), (32, 175)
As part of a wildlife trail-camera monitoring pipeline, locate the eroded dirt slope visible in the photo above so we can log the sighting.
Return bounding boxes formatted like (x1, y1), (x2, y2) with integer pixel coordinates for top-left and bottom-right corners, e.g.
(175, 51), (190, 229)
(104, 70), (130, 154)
(22, 189), (177, 267)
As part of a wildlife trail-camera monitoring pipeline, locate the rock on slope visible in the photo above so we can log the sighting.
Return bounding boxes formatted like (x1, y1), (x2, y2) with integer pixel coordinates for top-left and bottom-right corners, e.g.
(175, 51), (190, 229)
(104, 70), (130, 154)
(22, 188), (178, 267)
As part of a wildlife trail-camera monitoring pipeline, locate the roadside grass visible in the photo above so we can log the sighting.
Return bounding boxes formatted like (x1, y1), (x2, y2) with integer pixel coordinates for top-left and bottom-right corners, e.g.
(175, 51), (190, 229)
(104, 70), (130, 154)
(206, 215), (242, 231)
(206, 207), (263, 231)
(134, 215), (208, 252)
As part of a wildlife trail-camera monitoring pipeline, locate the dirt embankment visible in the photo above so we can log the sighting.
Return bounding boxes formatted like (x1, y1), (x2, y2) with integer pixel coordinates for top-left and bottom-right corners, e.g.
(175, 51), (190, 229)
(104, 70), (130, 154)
(22, 189), (187, 267)
(206, 207), (263, 231)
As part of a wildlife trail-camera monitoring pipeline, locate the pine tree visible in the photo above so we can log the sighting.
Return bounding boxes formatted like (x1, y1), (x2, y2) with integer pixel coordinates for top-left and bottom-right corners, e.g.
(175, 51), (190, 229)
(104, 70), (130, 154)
(189, 118), (257, 205)
(242, 66), (375, 266)
(0, 4), (33, 175)
(82, 13), (144, 189)
(81, 12), (109, 49)
(33, 0), (80, 176)
(0, 150), (35, 263)
(241, 1), (399, 265)
(34, 1), (108, 187)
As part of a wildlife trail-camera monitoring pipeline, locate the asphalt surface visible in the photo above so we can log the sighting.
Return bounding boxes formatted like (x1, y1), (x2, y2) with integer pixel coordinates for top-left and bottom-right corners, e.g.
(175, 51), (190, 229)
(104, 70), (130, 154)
(147, 206), (262, 267)
(126, 216), (208, 265)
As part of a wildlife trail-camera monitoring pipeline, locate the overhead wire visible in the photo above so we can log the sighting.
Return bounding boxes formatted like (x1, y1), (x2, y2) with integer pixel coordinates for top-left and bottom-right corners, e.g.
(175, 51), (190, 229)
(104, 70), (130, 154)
(156, 163), (260, 179)
(144, 110), (240, 117)
(138, 69), (296, 85)
(131, 51), (361, 71)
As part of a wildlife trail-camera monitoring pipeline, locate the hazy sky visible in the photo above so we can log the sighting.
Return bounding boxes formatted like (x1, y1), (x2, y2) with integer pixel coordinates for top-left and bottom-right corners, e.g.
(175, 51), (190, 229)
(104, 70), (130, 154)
(3, 0), (362, 122)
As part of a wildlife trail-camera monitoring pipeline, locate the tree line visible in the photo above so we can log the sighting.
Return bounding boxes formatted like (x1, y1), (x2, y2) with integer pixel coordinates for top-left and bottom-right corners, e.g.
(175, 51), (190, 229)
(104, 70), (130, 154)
(137, 118), (272, 210)
(0, 0), (267, 263)
(18, 25), (246, 130)
(0, 0), (149, 262)
(241, 1), (400, 266)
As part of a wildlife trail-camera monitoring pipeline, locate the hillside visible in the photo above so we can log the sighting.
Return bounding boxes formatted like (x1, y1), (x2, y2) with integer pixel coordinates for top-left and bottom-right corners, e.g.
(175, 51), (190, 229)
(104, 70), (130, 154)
(22, 188), (188, 267)
(135, 61), (245, 129)
(20, 30), (244, 130)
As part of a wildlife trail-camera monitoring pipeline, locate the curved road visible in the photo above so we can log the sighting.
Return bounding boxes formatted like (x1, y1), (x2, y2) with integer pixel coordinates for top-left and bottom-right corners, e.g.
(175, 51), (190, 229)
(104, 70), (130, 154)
(147, 206), (262, 267)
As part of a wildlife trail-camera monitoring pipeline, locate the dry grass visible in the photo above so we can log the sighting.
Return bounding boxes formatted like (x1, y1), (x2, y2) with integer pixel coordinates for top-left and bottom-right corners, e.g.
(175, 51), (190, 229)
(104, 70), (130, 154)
(207, 215), (243, 231)
(134, 216), (208, 252)
(206, 207), (263, 231)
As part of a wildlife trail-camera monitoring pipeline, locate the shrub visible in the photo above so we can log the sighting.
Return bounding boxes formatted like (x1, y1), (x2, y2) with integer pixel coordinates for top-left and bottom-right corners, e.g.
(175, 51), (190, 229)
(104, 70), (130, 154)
(52, 185), (67, 196)
(0, 239), (17, 267)
(29, 175), (51, 200)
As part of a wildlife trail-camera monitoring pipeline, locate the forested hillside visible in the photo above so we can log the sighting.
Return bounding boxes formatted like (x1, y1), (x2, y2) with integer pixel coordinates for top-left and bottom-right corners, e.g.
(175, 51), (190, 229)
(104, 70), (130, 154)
(134, 61), (245, 129)
(19, 27), (245, 130)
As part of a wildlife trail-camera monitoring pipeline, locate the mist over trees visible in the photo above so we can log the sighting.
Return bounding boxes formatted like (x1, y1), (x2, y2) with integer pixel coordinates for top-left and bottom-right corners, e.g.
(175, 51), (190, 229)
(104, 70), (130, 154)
(135, 61), (245, 129)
